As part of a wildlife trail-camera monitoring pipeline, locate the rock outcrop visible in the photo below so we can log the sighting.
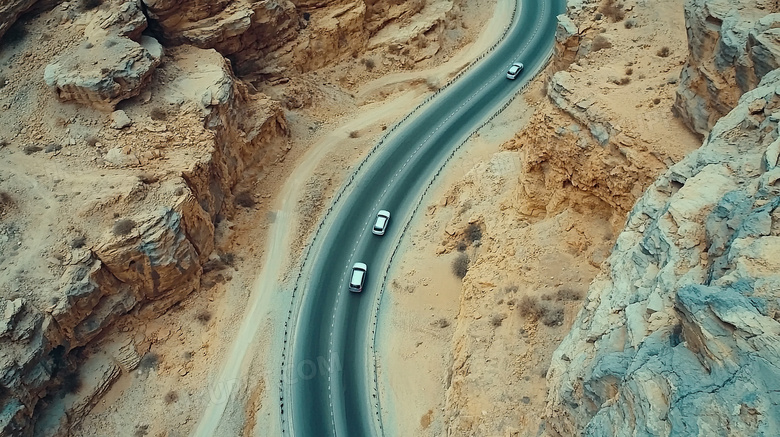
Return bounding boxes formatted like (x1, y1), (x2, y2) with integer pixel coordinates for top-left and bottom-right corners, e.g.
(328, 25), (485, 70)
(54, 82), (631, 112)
(44, 35), (163, 111)
(1, 44), (288, 435)
(545, 65), (780, 436)
(673, 0), (780, 137)
(142, 0), (442, 74)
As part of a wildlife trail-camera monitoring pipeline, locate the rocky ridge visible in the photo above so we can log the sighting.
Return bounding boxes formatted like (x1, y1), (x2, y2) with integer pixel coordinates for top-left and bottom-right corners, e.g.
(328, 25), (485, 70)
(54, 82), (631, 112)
(673, 0), (780, 137)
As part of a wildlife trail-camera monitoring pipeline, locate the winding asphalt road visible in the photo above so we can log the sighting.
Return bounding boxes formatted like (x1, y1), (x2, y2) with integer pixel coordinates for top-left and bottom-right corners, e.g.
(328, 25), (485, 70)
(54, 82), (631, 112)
(285, 0), (565, 435)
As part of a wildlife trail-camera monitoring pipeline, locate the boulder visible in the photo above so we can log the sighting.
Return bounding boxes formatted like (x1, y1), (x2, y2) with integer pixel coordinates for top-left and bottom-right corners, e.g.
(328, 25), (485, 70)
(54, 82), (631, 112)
(43, 36), (163, 110)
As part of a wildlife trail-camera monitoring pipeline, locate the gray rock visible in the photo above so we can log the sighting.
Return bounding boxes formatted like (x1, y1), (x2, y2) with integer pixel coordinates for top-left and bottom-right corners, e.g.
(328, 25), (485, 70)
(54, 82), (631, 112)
(104, 147), (140, 167)
(44, 36), (163, 110)
(556, 14), (578, 43)
(546, 58), (780, 436)
(110, 110), (132, 129)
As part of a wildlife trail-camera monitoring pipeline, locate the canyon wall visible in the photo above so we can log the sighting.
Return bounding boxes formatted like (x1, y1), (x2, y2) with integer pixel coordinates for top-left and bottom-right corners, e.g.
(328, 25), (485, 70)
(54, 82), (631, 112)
(673, 0), (780, 137)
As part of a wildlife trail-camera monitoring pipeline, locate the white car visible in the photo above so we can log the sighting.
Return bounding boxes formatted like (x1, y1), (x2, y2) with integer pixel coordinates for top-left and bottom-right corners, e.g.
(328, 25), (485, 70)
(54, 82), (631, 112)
(372, 210), (391, 236)
(349, 263), (367, 293)
(506, 62), (524, 80)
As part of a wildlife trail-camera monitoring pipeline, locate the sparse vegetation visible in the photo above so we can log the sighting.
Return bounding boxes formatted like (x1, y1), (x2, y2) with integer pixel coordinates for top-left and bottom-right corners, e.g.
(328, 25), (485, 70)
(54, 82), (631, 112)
(542, 307), (565, 327)
(0, 76), (6, 89)
(518, 296), (546, 320)
(599, 0), (625, 22)
(0, 191), (13, 213)
(220, 252), (236, 266)
(195, 309), (212, 324)
(504, 284), (519, 294)
(22, 144), (42, 155)
(518, 296), (566, 327)
(113, 218), (136, 236)
(235, 191), (255, 208)
(556, 288), (582, 301)
(139, 352), (160, 371)
(44, 143), (61, 153)
(491, 313), (507, 327)
(150, 107), (168, 121)
(592, 35), (612, 51)
(433, 318), (451, 328)
(137, 172), (158, 184)
(363, 58), (376, 71)
(455, 240), (468, 252)
(656, 46), (671, 57)
(86, 135), (99, 147)
(71, 235), (87, 249)
(464, 222), (482, 243)
(624, 18), (637, 29)
(625, 67), (633, 75)
(349, 130), (360, 138)
(653, 97), (662, 105)
(164, 390), (178, 404)
(452, 253), (469, 279)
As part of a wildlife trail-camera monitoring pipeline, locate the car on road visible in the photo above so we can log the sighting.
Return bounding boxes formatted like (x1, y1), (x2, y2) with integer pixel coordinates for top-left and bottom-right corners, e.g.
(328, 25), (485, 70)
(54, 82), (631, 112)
(349, 263), (367, 293)
(372, 210), (391, 236)
(506, 62), (524, 80)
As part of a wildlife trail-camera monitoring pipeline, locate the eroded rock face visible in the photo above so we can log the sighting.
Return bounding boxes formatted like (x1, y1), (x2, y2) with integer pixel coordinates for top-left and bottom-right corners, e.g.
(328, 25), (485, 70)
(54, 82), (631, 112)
(141, 0), (432, 74)
(1, 45), (288, 435)
(545, 68), (780, 437)
(43, 35), (163, 111)
(673, 0), (780, 137)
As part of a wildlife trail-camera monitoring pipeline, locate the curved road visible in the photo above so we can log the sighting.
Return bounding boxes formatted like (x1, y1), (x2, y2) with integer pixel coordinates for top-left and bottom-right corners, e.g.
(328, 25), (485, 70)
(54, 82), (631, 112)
(285, 0), (565, 435)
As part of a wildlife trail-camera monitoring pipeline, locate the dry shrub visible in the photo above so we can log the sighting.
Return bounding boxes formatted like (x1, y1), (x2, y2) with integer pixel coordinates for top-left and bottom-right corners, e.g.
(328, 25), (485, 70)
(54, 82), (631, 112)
(433, 318), (450, 328)
(112, 219), (136, 236)
(139, 352), (160, 371)
(86, 136), (99, 147)
(455, 240), (468, 252)
(619, 76), (631, 85)
(22, 144), (42, 155)
(592, 35), (612, 51)
(599, 0), (625, 22)
(656, 46), (671, 57)
(363, 58), (376, 71)
(542, 307), (565, 327)
(70, 235), (87, 249)
(349, 130), (360, 138)
(518, 296), (546, 320)
(464, 222), (482, 243)
(625, 67), (633, 75)
(624, 18), (637, 28)
(452, 253), (469, 279)
(196, 309), (212, 324)
(61, 371), (82, 394)
(653, 97), (662, 105)
(518, 296), (565, 327)
(556, 288), (582, 301)
(150, 107), (168, 121)
(164, 390), (178, 404)
(491, 313), (507, 327)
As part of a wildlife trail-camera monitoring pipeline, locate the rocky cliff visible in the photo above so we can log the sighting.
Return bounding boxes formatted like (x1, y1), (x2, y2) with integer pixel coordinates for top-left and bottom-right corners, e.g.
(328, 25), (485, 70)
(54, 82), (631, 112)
(545, 49), (780, 437)
(0, 27), (288, 437)
(673, 0), (780, 137)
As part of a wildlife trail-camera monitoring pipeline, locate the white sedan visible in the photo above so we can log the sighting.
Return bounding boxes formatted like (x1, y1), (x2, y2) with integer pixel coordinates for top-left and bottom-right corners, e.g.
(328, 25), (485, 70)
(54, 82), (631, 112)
(372, 210), (391, 236)
(506, 62), (524, 80)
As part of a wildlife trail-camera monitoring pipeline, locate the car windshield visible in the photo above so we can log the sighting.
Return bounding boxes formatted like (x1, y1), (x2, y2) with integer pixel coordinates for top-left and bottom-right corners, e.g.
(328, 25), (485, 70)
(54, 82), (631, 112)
(509, 66), (519, 73)
(350, 269), (364, 285)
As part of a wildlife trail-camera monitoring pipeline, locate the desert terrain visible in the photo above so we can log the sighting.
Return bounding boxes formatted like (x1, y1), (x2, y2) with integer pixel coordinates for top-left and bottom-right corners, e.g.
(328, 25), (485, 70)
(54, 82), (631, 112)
(2, 0), (780, 435)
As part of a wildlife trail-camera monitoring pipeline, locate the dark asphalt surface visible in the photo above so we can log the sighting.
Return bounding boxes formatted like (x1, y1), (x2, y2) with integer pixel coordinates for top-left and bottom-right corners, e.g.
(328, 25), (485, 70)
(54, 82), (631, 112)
(287, 0), (565, 435)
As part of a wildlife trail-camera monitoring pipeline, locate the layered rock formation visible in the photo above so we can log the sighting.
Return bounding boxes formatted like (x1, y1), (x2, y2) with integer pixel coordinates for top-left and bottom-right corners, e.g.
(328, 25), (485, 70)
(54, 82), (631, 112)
(673, 0), (780, 137)
(144, 0), (440, 74)
(1, 43), (288, 434)
(0, 0), (36, 41)
(545, 59), (780, 437)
